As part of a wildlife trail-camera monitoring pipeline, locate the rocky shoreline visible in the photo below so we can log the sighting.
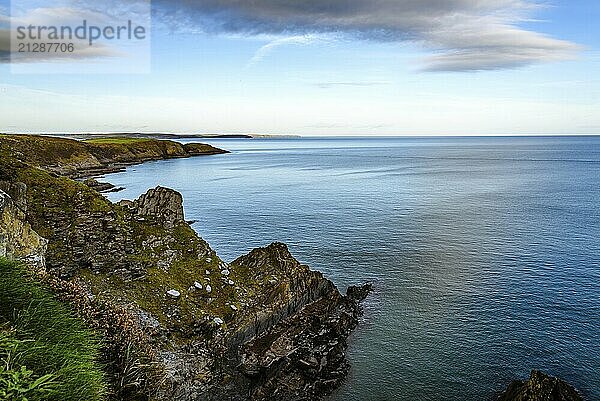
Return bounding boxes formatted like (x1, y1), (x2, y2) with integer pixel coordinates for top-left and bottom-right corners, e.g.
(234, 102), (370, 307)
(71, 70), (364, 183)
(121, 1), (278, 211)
(0, 134), (585, 401)
(0, 134), (371, 400)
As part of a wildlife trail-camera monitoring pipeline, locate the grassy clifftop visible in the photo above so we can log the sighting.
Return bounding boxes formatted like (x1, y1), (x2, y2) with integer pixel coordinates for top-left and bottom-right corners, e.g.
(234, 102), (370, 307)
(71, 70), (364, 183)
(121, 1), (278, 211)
(0, 135), (228, 177)
(0, 258), (106, 401)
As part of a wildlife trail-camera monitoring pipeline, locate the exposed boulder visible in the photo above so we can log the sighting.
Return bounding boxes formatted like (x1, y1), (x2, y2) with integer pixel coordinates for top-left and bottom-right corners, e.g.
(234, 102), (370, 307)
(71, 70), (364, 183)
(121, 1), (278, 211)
(347, 282), (373, 302)
(498, 370), (582, 401)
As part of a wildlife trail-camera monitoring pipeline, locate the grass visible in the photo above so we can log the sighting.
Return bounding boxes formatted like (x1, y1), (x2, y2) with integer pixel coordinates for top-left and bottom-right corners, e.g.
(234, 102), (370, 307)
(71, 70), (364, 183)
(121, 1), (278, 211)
(0, 258), (107, 401)
(84, 138), (150, 145)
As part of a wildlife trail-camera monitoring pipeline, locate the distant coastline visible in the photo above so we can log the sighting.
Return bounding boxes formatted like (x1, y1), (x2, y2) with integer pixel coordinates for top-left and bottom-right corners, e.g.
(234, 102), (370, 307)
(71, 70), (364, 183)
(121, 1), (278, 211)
(29, 132), (303, 140)
(4, 132), (600, 140)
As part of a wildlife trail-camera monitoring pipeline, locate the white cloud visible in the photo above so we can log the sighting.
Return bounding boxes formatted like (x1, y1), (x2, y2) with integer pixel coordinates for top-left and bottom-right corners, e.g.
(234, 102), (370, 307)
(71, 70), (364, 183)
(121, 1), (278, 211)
(420, 16), (580, 71)
(246, 34), (319, 68)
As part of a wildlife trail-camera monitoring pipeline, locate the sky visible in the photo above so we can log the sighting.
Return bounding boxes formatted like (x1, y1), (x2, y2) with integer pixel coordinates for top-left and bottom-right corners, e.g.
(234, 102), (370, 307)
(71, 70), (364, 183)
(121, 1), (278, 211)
(0, 0), (599, 136)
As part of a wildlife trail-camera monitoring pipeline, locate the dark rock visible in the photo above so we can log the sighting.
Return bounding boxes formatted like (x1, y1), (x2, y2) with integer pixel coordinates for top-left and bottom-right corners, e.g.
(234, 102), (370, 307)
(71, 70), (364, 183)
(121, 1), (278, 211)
(152, 242), (371, 401)
(498, 370), (583, 401)
(346, 282), (373, 302)
(217, 244), (371, 401)
(83, 178), (116, 193)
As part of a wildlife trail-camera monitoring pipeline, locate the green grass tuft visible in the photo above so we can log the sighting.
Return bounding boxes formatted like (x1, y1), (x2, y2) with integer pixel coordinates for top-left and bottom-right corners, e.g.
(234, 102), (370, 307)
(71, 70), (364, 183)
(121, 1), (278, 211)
(0, 258), (107, 401)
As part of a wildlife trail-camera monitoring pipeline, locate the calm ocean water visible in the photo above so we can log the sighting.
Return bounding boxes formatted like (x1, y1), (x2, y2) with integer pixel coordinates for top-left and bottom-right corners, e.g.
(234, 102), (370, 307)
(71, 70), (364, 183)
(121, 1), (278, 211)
(105, 136), (600, 401)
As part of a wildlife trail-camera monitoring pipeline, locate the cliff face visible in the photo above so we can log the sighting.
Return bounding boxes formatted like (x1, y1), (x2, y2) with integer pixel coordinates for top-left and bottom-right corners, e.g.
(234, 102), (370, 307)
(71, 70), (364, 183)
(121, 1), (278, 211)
(0, 134), (370, 401)
(498, 371), (583, 401)
(0, 184), (47, 268)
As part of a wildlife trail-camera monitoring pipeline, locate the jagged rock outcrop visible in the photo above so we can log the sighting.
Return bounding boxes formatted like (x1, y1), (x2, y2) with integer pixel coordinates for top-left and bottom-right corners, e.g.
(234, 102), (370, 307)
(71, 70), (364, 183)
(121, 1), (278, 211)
(155, 243), (372, 401)
(119, 186), (185, 228)
(227, 243), (339, 347)
(238, 281), (372, 401)
(6, 172), (369, 401)
(498, 370), (582, 401)
(0, 181), (28, 212)
(19, 171), (145, 279)
(0, 186), (47, 268)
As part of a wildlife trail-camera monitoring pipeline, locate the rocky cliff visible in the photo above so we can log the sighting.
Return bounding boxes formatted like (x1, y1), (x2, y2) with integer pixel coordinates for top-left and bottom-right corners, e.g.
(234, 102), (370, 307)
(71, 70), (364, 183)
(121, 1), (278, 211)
(0, 134), (370, 401)
(498, 370), (583, 401)
(0, 184), (47, 268)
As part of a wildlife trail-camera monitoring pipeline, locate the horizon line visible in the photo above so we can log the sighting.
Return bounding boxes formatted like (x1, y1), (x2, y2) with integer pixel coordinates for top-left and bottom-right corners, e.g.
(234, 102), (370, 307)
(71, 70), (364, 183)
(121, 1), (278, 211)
(2, 132), (600, 139)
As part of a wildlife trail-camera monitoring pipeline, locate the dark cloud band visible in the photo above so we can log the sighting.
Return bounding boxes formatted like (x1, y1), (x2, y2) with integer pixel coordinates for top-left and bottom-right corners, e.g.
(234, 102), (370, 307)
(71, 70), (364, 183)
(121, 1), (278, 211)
(154, 0), (580, 71)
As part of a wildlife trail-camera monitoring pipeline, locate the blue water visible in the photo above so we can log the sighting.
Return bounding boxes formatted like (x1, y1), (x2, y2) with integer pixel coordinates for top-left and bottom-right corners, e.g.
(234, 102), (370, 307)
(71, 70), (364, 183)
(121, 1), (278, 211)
(105, 136), (600, 401)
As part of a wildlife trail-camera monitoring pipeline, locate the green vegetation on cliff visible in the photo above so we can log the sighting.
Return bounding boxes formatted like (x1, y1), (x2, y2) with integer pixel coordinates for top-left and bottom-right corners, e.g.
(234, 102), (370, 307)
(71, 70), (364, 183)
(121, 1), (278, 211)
(0, 134), (228, 177)
(0, 258), (107, 401)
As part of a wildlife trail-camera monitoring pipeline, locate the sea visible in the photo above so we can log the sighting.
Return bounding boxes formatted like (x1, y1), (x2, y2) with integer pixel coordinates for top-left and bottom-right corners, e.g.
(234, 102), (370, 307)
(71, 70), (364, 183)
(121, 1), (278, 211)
(104, 136), (600, 401)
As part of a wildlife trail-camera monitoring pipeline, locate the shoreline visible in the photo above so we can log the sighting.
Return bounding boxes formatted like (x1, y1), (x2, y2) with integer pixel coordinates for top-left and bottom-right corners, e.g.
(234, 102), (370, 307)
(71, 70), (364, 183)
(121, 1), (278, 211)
(0, 134), (586, 401)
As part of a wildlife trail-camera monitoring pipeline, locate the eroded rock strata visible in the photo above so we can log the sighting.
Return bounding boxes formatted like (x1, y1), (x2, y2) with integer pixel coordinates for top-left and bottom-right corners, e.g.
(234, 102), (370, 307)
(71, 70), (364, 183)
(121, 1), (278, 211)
(0, 134), (370, 401)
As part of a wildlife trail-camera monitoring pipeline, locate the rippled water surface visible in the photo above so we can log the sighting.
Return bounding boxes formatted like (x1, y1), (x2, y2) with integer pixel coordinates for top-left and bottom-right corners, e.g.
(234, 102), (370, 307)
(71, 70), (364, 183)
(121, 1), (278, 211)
(105, 137), (600, 401)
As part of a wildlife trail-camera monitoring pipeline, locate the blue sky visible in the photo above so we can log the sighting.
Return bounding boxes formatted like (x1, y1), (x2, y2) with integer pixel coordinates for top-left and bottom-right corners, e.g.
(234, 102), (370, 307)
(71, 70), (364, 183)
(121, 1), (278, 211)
(0, 0), (599, 136)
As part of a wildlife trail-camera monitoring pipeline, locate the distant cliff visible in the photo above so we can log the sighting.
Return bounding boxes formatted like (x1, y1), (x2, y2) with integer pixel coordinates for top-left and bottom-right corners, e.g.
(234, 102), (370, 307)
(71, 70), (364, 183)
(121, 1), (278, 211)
(0, 134), (228, 178)
(0, 134), (370, 401)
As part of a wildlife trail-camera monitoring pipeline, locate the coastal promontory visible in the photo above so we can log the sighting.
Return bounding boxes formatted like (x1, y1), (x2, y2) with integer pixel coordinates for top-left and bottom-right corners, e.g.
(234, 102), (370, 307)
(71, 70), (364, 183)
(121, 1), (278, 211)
(0, 134), (370, 400)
